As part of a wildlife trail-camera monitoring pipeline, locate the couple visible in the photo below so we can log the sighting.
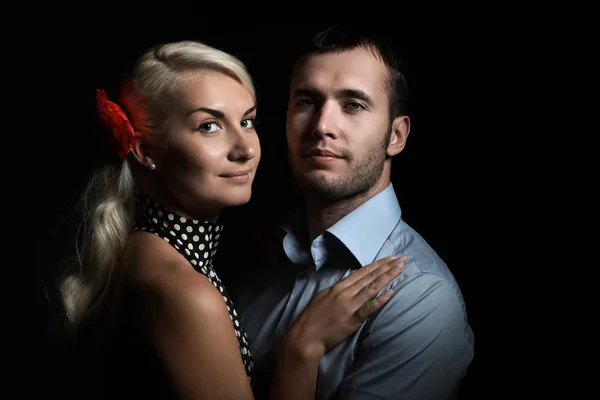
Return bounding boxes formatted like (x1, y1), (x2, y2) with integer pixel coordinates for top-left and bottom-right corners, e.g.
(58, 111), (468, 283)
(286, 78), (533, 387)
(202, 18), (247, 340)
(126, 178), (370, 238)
(58, 25), (474, 399)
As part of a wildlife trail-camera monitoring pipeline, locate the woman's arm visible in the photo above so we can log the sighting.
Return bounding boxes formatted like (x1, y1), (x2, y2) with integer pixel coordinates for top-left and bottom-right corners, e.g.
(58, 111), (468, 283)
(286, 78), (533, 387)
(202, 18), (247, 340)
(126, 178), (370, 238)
(269, 332), (323, 400)
(139, 266), (254, 400)
(269, 255), (406, 400)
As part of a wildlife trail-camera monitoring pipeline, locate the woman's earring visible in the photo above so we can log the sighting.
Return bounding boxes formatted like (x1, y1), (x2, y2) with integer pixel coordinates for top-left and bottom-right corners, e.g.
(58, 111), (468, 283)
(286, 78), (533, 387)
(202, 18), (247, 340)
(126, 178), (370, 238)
(149, 163), (156, 170)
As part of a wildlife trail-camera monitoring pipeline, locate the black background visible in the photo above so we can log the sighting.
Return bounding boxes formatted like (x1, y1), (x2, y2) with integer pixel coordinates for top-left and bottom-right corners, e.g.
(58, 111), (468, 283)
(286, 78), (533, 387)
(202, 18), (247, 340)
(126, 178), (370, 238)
(37, 26), (556, 398)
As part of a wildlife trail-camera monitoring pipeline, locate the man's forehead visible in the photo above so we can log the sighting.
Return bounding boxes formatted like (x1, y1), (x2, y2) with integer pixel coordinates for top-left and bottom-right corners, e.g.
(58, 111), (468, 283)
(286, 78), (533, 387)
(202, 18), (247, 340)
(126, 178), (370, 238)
(291, 48), (387, 93)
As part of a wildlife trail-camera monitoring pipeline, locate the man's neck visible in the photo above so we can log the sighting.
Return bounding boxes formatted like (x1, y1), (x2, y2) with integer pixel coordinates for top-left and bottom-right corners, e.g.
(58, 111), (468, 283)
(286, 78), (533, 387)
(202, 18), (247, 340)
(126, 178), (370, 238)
(304, 181), (389, 242)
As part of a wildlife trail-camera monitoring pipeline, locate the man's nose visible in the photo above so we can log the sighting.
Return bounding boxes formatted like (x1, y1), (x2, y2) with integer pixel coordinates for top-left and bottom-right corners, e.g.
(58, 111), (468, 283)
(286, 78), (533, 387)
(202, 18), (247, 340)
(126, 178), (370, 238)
(311, 101), (340, 139)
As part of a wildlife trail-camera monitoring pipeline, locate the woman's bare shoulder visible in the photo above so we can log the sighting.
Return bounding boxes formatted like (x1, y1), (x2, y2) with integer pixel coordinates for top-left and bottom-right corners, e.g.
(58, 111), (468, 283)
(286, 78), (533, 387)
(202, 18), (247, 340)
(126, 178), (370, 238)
(121, 230), (223, 316)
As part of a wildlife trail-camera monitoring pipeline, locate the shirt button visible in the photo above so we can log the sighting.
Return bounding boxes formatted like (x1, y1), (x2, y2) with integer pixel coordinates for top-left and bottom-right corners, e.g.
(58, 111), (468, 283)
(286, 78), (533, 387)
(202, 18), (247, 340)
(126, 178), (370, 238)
(279, 328), (286, 336)
(306, 270), (315, 278)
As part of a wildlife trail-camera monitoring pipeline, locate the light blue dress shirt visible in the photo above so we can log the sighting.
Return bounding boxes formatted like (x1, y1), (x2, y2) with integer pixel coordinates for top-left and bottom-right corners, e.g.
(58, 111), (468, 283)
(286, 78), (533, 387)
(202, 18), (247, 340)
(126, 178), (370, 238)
(238, 184), (474, 399)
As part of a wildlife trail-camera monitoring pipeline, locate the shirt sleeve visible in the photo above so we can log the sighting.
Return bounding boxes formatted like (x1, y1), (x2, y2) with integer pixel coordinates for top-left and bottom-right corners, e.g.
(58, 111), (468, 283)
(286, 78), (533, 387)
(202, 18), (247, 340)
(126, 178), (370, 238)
(338, 268), (475, 400)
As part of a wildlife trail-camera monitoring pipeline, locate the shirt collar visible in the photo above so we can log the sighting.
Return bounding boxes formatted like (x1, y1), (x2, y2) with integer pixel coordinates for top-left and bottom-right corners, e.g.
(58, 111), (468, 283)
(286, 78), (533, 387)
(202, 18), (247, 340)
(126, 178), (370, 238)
(281, 183), (402, 267)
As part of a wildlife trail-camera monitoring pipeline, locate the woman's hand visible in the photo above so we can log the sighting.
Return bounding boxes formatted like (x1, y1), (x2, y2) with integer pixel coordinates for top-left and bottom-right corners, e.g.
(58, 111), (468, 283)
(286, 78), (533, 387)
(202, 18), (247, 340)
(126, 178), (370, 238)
(284, 255), (406, 359)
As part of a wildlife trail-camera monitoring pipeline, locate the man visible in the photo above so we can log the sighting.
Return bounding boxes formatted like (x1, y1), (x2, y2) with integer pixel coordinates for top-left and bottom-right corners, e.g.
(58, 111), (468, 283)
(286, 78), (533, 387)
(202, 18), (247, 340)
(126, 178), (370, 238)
(237, 25), (474, 399)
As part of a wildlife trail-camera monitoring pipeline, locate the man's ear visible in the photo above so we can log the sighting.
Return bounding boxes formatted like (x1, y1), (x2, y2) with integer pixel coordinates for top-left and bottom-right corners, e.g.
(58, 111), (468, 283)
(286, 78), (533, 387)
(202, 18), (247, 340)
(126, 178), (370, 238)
(386, 115), (411, 157)
(130, 131), (157, 168)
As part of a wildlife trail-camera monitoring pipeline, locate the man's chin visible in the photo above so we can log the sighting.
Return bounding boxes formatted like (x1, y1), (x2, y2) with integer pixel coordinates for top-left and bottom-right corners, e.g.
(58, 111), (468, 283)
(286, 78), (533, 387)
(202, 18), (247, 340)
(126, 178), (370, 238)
(295, 172), (344, 198)
(296, 170), (331, 187)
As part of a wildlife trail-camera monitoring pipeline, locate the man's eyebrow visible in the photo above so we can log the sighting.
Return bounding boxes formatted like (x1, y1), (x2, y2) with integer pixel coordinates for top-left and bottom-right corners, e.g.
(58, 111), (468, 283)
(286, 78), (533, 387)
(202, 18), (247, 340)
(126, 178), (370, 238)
(292, 86), (373, 105)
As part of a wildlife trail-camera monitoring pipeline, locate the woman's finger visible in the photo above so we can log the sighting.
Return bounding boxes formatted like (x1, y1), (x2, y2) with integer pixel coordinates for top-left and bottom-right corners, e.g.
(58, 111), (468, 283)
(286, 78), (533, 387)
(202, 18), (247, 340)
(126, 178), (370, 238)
(350, 259), (405, 300)
(336, 255), (403, 290)
(354, 289), (395, 322)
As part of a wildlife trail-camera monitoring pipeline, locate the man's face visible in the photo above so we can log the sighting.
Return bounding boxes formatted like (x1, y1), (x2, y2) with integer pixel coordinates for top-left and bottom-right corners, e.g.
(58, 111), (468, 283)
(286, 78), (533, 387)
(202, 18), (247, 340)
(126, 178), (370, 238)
(286, 47), (394, 201)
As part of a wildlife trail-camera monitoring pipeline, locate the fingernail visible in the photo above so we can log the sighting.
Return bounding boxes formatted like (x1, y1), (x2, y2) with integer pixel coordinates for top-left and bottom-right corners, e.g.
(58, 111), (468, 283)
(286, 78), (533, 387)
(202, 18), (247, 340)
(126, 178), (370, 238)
(396, 260), (405, 269)
(383, 289), (394, 296)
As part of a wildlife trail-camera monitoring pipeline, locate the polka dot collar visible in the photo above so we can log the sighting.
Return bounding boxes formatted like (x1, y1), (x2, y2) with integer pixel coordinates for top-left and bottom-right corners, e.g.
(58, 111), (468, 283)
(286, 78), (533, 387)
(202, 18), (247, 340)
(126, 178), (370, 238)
(133, 192), (223, 270)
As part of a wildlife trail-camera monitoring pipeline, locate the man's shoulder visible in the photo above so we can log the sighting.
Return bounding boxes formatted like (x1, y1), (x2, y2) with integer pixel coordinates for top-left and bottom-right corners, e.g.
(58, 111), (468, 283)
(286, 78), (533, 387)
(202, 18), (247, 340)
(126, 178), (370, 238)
(390, 263), (464, 308)
(366, 262), (473, 348)
(387, 219), (450, 275)
(382, 219), (468, 317)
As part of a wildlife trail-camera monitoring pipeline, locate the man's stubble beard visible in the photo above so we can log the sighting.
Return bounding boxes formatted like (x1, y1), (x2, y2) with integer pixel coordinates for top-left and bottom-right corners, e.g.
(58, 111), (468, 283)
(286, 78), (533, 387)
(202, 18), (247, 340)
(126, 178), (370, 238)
(291, 126), (391, 203)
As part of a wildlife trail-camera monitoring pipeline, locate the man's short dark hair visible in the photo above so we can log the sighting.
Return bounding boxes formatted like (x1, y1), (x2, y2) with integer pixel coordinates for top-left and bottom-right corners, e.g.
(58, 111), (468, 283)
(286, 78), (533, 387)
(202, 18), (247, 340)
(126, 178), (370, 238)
(291, 24), (409, 119)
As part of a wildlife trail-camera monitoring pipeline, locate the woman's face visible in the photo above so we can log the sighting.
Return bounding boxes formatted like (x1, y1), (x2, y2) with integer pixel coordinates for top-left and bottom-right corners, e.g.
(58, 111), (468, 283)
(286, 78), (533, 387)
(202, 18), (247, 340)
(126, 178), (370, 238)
(144, 70), (261, 220)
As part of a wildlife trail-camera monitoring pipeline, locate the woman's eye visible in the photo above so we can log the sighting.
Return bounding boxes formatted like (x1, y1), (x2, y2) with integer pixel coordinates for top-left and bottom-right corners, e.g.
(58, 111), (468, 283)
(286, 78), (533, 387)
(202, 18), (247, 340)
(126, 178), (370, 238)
(198, 122), (219, 133)
(241, 118), (255, 129)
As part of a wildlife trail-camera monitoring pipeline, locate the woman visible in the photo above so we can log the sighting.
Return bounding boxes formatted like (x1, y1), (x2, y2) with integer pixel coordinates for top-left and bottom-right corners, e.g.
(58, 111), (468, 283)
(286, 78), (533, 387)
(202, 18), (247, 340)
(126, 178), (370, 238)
(58, 40), (406, 399)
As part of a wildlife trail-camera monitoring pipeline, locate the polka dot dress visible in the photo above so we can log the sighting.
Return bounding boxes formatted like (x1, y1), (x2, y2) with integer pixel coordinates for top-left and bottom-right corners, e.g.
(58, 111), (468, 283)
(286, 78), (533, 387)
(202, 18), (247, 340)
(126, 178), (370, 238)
(133, 192), (254, 384)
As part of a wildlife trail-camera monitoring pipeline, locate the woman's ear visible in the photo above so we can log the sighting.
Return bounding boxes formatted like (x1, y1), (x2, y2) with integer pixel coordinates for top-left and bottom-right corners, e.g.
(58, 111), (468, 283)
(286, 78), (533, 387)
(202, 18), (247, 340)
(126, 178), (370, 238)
(130, 131), (157, 168)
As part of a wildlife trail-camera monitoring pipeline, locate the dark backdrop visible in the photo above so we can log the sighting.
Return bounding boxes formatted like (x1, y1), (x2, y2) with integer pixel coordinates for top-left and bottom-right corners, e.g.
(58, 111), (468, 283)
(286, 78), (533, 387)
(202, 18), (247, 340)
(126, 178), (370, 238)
(37, 26), (556, 399)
